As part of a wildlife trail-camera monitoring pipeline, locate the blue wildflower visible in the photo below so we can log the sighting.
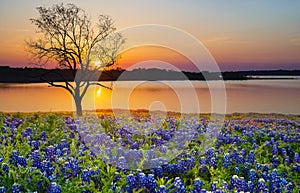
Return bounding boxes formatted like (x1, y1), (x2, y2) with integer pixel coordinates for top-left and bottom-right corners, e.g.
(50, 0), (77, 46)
(40, 131), (47, 141)
(230, 175), (239, 190)
(116, 156), (129, 170)
(81, 169), (91, 184)
(257, 178), (268, 192)
(173, 177), (186, 193)
(47, 182), (62, 193)
(248, 169), (257, 182)
(193, 178), (203, 191)
(157, 185), (168, 193)
(0, 186), (7, 193)
(126, 174), (137, 189)
(1, 163), (9, 174)
(146, 174), (157, 192)
(284, 156), (290, 166)
(247, 150), (255, 164)
(210, 182), (217, 191)
(10, 184), (21, 193)
(294, 152), (299, 163)
(17, 156), (26, 167)
(222, 153), (231, 168)
(9, 151), (19, 166)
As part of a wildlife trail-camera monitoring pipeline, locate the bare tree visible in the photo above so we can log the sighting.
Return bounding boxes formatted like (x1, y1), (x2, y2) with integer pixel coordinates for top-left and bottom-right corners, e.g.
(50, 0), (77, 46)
(26, 3), (124, 116)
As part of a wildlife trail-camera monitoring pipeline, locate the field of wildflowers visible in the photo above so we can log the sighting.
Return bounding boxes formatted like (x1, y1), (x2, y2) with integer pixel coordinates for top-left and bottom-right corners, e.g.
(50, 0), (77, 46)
(0, 112), (299, 192)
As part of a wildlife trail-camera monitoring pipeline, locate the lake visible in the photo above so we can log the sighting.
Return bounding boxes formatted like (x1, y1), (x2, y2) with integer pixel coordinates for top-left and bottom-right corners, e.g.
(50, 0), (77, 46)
(0, 79), (300, 114)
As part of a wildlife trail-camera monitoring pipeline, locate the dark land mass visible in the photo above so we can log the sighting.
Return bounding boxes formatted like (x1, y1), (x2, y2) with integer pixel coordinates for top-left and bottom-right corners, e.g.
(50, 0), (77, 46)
(0, 66), (299, 83)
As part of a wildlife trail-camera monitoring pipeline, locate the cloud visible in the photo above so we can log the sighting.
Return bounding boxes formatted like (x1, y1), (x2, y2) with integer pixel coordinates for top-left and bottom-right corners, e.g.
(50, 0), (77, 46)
(290, 38), (300, 46)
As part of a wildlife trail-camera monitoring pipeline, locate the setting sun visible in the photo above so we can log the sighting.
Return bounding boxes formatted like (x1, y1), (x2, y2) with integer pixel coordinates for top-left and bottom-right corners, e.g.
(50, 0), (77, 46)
(95, 61), (101, 67)
(96, 87), (102, 96)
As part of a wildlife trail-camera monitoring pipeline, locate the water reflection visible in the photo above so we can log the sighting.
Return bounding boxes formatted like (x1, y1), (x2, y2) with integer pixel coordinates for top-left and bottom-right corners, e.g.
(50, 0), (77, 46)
(0, 80), (299, 114)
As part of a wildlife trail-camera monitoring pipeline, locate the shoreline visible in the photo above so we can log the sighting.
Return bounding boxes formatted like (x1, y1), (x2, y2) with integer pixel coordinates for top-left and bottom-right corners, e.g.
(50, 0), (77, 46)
(1, 109), (300, 118)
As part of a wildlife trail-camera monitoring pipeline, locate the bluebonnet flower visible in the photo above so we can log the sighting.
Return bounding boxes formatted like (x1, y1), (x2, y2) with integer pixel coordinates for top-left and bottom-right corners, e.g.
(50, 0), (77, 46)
(272, 145), (278, 155)
(253, 142), (258, 149)
(47, 182), (62, 193)
(248, 169), (257, 182)
(40, 160), (54, 177)
(199, 156), (207, 165)
(294, 152), (299, 163)
(0, 156), (3, 162)
(231, 149), (238, 162)
(31, 140), (40, 150)
(89, 168), (95, 176)
(286, 182), (294, 192)
(40, 131), (47, 141)
(59, 139), (69, 149)
(247, 150), (255, 164)
(10, 184), (21, 193)
(222, 153), (231, 168)
(157, 185), (168, 193)
(116, 156), (129, 170)
(284, 156), (290, 166)
(281, 148), (287, 158)
(113, 172), (121, 184)
(45, 146), (56, 161)
(173, 177), (186, 193)
(81, 169), (91, 184)
(22, 127), (33, 138)
(154, 166), (163, 178)
(240, 149), (247, 157)
(9, 151), (19, 166)
(17, 156), (26, 167)
(292, 163), (300, 173)
(262, 164), (269, 173)
(247, 180), (255, 192)
(62, 161), (73, 179)
(1, 163), (9, 174)
(257, 178), (268, 192)
(62, 157), (80, 178)
(237, 177), (247, 192)
(222, 182), (229, 191)
(0, 186), (7, 193)
(137, 171), (147, 187)
(126, 173), (137, 190)
(236, 154), (245, 164)
(61, 148), (70, 156)
(193, 178), (203, 191)
(199, 164), (209, 174)
(269, 169), (281, 191)
(206, 148), (216, 159)
(117, 147), (125, 158)
(146, 174), (157, 192)
(210, 182), (217, 191)
(272, 155), (280, 168)
(230, 175), (239, 190)
(234, 167), (240, 174)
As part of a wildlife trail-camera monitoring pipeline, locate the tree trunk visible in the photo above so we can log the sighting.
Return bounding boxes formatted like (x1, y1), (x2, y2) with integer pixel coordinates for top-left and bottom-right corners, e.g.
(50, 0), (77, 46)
(74, 89), (83, 116)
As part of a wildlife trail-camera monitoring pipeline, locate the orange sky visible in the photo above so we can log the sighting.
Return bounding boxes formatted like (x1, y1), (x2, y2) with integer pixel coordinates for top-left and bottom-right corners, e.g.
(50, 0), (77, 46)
(116, 46), (198, 72)
(1, 0), (300, 71)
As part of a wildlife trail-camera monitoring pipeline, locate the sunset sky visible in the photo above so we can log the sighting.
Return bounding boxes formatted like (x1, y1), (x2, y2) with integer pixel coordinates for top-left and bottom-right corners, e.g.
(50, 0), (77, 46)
(1, 0), (300, 71)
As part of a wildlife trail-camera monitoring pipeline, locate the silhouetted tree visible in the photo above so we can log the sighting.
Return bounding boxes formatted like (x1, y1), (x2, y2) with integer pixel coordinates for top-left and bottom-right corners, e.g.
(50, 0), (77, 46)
(26, 3), (124, 115)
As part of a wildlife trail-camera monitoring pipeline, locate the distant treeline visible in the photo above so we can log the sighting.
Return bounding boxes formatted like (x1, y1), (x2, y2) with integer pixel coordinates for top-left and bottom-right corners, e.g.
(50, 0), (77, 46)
(0, 66), (299, 83)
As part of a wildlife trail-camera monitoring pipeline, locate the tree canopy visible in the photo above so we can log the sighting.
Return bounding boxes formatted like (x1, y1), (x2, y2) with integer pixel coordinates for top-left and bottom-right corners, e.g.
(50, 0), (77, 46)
(27, 3), (125, 115)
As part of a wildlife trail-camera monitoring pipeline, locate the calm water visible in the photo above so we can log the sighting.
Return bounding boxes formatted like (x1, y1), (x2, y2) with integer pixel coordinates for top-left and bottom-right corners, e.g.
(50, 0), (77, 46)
(0, 80), (300, 114)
